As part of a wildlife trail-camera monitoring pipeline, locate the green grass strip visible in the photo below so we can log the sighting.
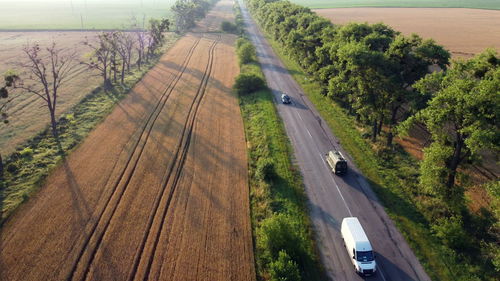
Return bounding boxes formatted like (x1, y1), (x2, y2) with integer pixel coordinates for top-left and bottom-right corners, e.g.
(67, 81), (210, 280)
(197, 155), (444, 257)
(238, 58), (324, 280)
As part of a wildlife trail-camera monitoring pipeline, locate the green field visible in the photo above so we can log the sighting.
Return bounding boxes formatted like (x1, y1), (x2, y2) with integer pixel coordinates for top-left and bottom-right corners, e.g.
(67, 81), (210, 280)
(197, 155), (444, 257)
(0, 0), (176, 30)
(290, 0), (500, 10)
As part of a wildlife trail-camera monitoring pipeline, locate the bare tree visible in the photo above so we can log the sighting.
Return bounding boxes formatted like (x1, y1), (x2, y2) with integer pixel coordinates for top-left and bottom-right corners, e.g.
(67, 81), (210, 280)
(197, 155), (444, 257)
(82, 32), (113, 86)
(135, 30), (147, 69)
(0, 73), (19, 175)
(14, 42), (79, 138)
(116, 31), (135, 76)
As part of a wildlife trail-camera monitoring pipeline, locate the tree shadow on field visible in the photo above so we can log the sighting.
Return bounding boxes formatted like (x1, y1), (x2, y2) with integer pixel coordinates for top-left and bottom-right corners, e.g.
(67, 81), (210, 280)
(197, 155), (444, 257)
(55, 136), (92, 229)
(159, 61), (233, 94)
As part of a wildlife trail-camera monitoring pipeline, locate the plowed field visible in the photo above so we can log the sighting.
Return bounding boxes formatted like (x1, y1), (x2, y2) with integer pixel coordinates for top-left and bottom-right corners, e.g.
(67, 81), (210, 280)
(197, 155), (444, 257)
(316, 8), (500, 57)
(0, 1), (255, 280)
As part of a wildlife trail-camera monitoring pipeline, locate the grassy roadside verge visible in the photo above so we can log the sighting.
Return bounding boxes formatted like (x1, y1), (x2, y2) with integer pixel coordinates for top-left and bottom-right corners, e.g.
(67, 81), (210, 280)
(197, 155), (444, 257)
(238, 60), (324, 281)
(262, 33), (484, 280)
(0, 34), (180, 225)
(233, 10), (324, 278)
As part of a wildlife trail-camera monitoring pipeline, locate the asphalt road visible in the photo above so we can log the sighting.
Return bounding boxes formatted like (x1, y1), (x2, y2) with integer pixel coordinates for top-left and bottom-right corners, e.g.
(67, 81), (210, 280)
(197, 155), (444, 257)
(238, 1), (432, 280)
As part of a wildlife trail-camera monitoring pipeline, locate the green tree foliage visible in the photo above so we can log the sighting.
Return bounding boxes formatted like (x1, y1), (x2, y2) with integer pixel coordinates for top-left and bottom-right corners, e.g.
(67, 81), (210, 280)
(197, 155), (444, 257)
(248, 0), (449, 144)
(171, 0), (214, 32)
(247, 0), (499, 279)
(403, 49), (500, 200)
(431, 216), (471, 252)
(234, 73), (266, 95)
(269, 250), (301, 281)
(221, 21), (239, 34)
(257, 214), (312, 273)
(148, 18), (170, 51)
(237, 41), (256, 65)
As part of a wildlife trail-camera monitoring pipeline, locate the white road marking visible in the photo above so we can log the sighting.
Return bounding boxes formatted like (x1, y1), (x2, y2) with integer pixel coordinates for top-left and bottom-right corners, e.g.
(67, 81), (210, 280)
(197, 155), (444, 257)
(306, 128), (313, 138)
(296, 111), (304, 121)
(319, 152), (353, 217)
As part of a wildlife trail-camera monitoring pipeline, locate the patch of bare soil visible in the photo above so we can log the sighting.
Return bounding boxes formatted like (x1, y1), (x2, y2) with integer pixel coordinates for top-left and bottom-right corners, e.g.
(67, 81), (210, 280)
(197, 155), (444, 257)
(315, 8), (500, 58)
(0, 1), (255, 280)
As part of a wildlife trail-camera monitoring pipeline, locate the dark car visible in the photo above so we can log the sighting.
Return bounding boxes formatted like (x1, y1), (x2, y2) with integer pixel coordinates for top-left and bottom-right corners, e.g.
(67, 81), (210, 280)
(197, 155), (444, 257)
(281, 94), (291, 104)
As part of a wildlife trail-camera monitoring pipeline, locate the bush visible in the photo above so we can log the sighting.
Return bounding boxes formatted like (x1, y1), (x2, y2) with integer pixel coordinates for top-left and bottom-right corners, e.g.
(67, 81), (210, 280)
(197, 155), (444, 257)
(256, 158), (275, 181)
(269, 250), (301, 281)
(236, 37), (248, 49)
(221, 21), (238, 34)
(234, 73), (266, 95)
(237, 42), (256, 65)
(257, 213), (309, 267)
(431, 216), (471, 251)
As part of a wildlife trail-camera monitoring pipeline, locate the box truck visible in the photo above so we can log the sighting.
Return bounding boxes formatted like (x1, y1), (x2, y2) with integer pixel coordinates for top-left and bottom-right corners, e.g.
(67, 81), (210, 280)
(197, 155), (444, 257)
(341, 217), (377, 276)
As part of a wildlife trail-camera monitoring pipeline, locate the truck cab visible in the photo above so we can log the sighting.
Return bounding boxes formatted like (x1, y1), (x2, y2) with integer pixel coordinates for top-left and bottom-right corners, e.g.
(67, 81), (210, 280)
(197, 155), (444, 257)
(325, 150), (347, 175)
(341, 217), (377, 276)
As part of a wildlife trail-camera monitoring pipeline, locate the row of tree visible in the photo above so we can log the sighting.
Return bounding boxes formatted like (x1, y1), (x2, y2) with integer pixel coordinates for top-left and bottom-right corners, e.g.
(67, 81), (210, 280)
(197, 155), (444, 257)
(0, 18), (171, 174)
(247, 0), (498, 203)
(246, 0), (499, 275)
(172, 0), (217, 32)
(84, 19), (170, 86)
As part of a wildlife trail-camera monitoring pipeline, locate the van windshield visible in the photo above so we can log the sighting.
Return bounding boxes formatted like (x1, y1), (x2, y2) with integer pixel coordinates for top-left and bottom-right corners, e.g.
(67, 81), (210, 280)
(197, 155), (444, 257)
(356, 251), (374, 262)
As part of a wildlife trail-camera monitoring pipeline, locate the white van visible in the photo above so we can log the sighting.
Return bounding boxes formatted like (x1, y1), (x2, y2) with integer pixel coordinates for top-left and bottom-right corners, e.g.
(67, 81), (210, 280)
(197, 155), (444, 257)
(341, 217), (377, 276)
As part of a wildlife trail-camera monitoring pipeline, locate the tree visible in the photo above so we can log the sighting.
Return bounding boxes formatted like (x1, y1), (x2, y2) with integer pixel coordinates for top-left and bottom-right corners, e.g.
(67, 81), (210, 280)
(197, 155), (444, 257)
(383, 34), (450, 146)
(0, 72), (19, 175)
(147, 18), (170, 58)
(14, 43), (80, 138)
(233, 73), (266, 95)
(401, 49), (500, 200)
(237, 41), (256, 65)
(135, 30), (148, 69)
(269, 251), (301, 281)
(82, 32), (113, 86)
(328, 41), (391, 142)
(172, 1), (196, 32)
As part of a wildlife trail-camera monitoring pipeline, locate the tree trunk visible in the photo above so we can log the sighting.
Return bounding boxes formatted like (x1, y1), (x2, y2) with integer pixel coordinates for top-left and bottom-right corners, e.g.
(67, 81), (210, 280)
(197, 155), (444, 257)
(121, 61), (126, 84)
(445, 137), (464, 194)
(372, 119), (377, 142)
(387, 107), (398, 147)
(377, 118), (383, 136)
(0, 153), (4, 176)
(50, 109), (58, 138)
(103, 63), (108, 84)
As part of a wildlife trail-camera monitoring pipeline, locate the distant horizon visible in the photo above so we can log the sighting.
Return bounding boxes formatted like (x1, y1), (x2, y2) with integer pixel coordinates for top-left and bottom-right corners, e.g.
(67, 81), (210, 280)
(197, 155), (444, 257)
(0, 0), (175, 30)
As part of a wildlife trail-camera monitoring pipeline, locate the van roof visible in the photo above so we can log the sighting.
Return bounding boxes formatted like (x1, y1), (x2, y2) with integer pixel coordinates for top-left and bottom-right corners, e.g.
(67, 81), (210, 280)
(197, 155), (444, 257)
(328, 150), (345, 161)
(343, 217), (372, 251)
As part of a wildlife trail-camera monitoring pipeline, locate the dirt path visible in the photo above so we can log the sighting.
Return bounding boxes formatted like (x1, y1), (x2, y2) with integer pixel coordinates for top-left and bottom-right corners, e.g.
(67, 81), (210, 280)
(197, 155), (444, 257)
(0, 1), (255, 280)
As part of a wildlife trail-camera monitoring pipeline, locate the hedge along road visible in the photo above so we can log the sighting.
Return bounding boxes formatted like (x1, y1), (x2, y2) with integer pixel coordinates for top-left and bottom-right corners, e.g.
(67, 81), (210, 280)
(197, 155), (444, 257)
(0, 1), (255, 280)
(237, 1), (430, 281)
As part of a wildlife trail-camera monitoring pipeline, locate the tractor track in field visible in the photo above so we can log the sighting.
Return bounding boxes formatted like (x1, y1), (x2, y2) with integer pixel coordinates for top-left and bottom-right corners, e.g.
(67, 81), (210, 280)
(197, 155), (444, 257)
(1, 2), (255, 280)
(66, 36), (207, 281)
(128, 36), (220, 281)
